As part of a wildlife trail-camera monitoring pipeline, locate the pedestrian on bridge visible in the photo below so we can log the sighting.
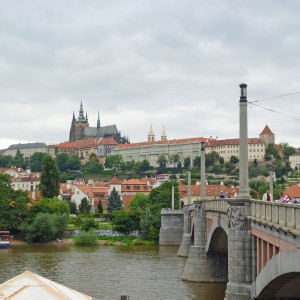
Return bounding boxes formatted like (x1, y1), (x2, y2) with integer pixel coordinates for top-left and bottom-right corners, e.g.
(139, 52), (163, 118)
(262, 190), (273, 201)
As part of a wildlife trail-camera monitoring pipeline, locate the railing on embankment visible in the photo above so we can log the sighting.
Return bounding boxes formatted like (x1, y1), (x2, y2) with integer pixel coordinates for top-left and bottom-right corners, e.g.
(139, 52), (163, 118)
(250, 200), (300, 236)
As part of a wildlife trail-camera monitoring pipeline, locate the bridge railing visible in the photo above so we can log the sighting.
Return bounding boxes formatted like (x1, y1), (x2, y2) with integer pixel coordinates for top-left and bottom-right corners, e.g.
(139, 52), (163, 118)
(250, 200), (300, 231)
(203, 199), (229, 213)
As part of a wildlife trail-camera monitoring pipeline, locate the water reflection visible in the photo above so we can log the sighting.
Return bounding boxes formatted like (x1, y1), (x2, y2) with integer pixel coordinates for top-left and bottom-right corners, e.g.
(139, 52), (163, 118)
(0, 244), (226, 300)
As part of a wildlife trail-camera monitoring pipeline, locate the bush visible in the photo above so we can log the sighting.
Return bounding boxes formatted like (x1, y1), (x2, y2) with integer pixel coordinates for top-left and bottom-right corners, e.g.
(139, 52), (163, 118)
(73, 231), (98, 246)
(22, 213), (68, 243)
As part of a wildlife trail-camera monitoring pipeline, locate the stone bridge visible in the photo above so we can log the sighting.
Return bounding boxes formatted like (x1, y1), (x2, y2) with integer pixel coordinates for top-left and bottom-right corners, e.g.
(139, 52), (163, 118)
(160, 199), (300, 299)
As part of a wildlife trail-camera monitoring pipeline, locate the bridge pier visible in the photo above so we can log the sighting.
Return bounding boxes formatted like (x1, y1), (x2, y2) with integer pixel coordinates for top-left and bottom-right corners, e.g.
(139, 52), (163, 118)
(177, 205), (193, 256)
(159, 210), (183, 246)
(225, 199), (253, 300)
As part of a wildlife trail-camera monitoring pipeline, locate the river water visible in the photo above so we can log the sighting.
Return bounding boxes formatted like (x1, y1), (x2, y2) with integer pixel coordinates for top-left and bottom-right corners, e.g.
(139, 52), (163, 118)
(0, 244), (226, 300)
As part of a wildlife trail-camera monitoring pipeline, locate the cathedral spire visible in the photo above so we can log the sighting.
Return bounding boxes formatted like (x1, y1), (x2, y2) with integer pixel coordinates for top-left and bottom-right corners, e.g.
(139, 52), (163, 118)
(97, 111), (101, 128)
(86, 112), (88, 122)
(78, 101), (85, 121)
(72, 111), (75, 122)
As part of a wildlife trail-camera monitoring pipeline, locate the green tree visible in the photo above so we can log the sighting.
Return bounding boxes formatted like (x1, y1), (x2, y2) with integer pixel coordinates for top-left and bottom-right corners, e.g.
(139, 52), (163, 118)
(280, 142), (296, 158)
(107, 187), (122, 214)
(97, 200), (103, 215)
(40, 155), (60, 198)
(157, 154), (167, 172)
(79, 198), (92, 215)
(193, 156), (200, 168)
(83, 153), (103, 173)
(29, 152), (48, 172)
(206, 151), (221, 167)
(0, 155), (13, 167)
(69, 201), (78, 215)
(56, 153), (69, 172)
(169, 154), (180, 168)
(67, 154), (81, 171)
(135, 159), (151, 173)
(183, 157), (191, 169)
(229, 156), (239, 164)
(105, 154), (123, 170)
(111, 210), (140, 235)
(12, 150), (26, 169)
(22, 213), (68, 243)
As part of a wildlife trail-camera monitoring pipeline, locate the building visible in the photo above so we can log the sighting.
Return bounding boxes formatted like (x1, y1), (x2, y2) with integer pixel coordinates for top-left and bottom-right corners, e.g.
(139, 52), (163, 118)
(112, 135), (216, 167)
(69, 102), (128, 144)
(289, 149), (300, 170)
(112, 125), (277, 165)
(3, 142), (48, 158)
(54, 136), (118, 164)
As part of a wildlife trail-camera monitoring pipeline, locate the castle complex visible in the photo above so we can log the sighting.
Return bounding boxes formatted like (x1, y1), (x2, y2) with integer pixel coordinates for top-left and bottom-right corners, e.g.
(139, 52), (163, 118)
(69, 102), (129, 144)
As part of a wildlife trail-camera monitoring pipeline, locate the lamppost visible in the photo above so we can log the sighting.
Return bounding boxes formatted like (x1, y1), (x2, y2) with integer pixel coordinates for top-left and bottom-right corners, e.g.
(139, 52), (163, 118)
(238, 83), (250, 199)
(200, 141), (206, 200)
(269, 164), (275, 201)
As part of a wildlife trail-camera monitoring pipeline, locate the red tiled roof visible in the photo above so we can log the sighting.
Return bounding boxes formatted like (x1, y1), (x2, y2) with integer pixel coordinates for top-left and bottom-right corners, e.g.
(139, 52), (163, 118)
(109, 176), (122, 185)
(116, 137), (216, 149)
(275, 144), (283, 152)
(58, 138), (103, 149)
(101, 137), (118, 145)
(283, 184), (300, 198)
(207, 138), (263, 147)
(260, 125), (274, 135)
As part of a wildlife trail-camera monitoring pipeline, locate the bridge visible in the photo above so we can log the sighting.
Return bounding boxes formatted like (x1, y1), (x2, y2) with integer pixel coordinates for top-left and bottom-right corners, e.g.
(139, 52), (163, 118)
(159, 84), (300, 299)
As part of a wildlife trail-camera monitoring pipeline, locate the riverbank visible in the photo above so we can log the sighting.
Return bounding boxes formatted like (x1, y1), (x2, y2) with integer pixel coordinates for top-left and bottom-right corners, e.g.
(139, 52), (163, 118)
(11, 238), (144, 246)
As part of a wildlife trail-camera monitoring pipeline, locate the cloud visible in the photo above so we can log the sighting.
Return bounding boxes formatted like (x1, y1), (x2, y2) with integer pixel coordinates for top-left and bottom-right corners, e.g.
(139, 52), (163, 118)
(0, 0), (299, 149)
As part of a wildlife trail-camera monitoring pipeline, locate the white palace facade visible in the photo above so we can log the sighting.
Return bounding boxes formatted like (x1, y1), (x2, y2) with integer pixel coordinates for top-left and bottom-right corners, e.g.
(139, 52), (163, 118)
(111, 125), (276, 167)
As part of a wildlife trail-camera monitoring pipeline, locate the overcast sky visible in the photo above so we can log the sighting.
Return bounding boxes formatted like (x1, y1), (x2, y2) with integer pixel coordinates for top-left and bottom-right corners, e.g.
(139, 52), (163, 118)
(0, 0), (299, 150)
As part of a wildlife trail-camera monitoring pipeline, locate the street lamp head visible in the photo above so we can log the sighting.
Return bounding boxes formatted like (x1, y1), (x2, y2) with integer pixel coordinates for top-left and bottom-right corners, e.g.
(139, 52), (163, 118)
(239, 83), (247, 102)
(201, 141), (205, 151)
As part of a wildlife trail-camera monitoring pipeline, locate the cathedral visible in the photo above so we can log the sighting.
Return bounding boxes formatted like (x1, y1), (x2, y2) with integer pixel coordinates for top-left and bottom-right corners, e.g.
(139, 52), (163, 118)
(69, 102), (129, 143)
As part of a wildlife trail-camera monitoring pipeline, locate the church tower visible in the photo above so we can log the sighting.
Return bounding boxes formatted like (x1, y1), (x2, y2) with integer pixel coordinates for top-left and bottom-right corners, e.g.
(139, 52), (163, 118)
(148, 125), (155, 142)
(69, 102), (89, 141)
(161, 126), (167, 141)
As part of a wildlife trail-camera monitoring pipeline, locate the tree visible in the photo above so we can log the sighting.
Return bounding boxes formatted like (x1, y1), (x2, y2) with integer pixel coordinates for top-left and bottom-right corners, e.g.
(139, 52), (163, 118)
(206, 151), (221, 167)
(280, 142), (296, 158)
(169, 154), (180, 168)
(135, 159), (151, 173)
(183, 157), (191, 169)
(22, 213), (68, 243)
(69, 201), (78, 215)
(56, 153), (69, 172)
(104, 154), (123, 170)
(0, 155), (13, 168)
(12, 150), (26, 169)
(79, 198), (92, 215)
(40, 155), (61, 198)
(193, 156), (200, 168)
(157, 154), (167, 172)
(107, 187), (122, 214)
(230, 156), (239, 164)
(29, 152), (48, 172)
(111, 210), (140, 235)
(83, 153), (103, 173)
(97, 200), (103, 215)
(67, 154), (81, 171)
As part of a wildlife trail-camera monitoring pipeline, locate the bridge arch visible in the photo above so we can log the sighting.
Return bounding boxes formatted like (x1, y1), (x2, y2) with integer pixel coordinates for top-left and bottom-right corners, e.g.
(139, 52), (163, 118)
(205, 214), (229, 253)
(204, 218), (229, 282)
(252, 248), (300, 299)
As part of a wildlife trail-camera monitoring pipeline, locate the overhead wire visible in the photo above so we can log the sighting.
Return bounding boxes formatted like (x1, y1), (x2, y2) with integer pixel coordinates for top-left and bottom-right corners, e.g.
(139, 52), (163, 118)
(250, 91), (300, 103)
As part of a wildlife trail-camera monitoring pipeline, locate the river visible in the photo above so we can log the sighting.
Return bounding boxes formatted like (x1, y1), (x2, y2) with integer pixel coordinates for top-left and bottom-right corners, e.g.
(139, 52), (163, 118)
(0, 243), (226, 300)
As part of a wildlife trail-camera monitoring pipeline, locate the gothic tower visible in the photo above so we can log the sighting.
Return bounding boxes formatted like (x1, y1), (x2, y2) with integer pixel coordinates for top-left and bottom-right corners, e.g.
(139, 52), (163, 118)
(69, 102), (89, 141)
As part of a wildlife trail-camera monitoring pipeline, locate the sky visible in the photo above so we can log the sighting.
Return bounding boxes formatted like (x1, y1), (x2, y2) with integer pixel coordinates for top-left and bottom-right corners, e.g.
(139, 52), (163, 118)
(0, 0), (299, 150)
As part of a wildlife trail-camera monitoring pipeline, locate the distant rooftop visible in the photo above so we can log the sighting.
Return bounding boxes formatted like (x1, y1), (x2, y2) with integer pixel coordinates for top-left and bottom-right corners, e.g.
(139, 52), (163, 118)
(7, 142), (47, 150)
